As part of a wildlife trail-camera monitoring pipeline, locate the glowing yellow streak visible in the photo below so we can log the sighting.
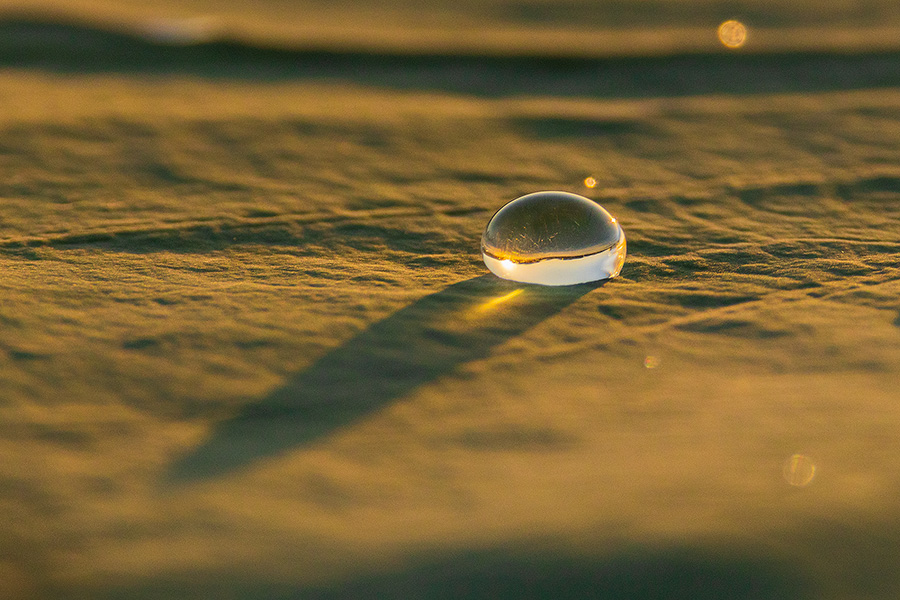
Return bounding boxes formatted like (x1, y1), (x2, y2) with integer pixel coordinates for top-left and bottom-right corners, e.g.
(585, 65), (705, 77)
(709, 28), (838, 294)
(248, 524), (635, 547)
(469, 288), (524, 317)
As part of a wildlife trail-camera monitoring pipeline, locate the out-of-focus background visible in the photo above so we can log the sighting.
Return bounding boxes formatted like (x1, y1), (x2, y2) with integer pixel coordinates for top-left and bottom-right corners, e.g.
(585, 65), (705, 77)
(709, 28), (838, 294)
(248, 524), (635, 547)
(5, 0), (900, 53)
(1, 1), (899, 599)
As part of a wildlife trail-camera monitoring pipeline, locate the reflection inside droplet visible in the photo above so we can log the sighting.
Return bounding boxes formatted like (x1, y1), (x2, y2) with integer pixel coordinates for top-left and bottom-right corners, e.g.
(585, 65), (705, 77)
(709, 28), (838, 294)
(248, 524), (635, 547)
(783, 454), (816, 486)
(481, 191), (626, 286)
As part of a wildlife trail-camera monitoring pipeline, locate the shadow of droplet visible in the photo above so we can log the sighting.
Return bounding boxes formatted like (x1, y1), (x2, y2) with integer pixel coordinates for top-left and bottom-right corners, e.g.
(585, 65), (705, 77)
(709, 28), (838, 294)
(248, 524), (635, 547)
(167, 275), (599, 483)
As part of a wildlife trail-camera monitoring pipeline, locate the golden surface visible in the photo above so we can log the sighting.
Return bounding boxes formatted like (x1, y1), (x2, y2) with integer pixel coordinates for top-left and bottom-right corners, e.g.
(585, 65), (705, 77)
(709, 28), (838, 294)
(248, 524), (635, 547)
(1, 4), (900, 598)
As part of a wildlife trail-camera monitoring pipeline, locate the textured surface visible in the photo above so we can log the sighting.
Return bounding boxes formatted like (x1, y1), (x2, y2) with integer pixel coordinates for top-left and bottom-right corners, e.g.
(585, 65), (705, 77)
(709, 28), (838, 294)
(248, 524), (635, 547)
(1, 4), (900, 599)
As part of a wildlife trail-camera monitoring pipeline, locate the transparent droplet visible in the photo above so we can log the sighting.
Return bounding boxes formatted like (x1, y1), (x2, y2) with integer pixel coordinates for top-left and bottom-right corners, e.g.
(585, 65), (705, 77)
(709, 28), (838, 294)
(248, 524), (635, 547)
(481, 191), (626, 286)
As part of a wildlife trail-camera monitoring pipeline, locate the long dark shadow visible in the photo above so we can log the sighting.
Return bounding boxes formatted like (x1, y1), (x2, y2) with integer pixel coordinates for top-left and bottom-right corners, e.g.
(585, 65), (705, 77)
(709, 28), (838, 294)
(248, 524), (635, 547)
(2, 17), (900, 98)
(167, 275), (598, 483)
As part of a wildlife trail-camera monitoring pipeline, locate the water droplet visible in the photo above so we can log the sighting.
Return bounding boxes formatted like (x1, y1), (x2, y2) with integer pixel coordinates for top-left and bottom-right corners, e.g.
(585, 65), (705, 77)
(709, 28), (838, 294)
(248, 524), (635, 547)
(481, 191), (626, 286)
(783, 454), (816, 487)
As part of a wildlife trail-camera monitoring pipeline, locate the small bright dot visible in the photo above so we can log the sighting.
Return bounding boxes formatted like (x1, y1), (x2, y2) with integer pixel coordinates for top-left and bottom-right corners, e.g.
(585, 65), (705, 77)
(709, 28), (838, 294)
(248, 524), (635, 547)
(783, 454), (816, 487)
(584, 177), (598, 189)
(718, 20), (747, 48)
(643, 355), (660, 369)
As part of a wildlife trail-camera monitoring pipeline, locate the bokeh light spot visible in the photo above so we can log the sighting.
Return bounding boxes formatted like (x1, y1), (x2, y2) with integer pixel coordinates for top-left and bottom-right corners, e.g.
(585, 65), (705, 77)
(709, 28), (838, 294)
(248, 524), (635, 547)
(643, 355), (660, 369)
(584, 176), (598, 189)
(783, 454), (816, 487)
(718, 20), (747, 49)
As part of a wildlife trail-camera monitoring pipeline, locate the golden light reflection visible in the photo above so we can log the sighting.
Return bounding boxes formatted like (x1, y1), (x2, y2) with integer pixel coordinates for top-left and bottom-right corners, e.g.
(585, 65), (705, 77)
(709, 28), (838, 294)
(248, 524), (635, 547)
(718, 20), (747, 48)
(465, 288), (525, 320)
(643, 355), (660, 369)
(783, 454), (816, 486)
(584, 176), (598, 189)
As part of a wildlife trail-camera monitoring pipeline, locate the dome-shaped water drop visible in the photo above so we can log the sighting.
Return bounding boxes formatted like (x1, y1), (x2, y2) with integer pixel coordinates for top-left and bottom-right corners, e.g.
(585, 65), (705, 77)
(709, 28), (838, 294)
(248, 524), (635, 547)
(481, 191), (626, 286)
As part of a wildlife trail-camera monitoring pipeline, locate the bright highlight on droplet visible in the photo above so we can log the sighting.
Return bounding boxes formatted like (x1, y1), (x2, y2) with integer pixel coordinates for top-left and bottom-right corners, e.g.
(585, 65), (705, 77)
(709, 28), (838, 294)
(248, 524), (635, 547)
(481, 191), (626, 286)
(718, 20), (747, 48)
(783, 454), (816, 487)
(584, 177), (598, 189)
(643, 355), (660, 369)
